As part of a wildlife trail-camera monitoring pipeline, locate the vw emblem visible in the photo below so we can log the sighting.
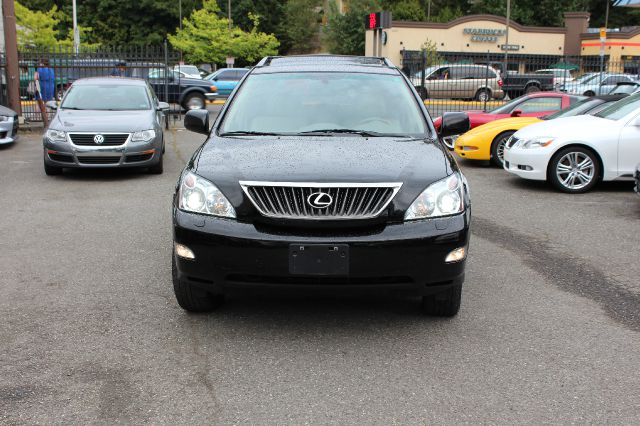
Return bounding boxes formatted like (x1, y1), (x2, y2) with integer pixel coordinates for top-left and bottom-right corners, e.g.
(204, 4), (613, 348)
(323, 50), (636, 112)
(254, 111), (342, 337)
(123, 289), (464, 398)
(93, 134), (105, 144)
(307, 192), (333, 209)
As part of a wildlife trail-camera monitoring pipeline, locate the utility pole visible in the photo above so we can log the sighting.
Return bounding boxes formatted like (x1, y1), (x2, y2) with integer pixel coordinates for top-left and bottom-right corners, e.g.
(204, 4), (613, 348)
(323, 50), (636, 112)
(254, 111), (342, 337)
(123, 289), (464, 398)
(503, 0), (511, 76)
(2, 0), (21, 114)
(228, 0), (231, 30)
(72, 0), (79, 54)
(427, 0), (431, 20)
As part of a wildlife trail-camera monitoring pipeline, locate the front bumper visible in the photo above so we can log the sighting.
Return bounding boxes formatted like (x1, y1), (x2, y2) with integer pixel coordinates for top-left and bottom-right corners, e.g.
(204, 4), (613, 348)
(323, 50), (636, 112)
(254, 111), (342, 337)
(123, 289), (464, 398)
(503, 146), (550, 180)
(0, 117), (18, 145)
(454, 136), (490, 161)
(173, 210), (470, 296)
(43, 134), (162, 168)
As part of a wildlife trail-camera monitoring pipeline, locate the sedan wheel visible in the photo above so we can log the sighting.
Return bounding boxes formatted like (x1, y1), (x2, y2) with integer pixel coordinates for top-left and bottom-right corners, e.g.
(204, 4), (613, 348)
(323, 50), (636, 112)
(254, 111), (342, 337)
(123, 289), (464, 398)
(490, 131), (514, 167)
(549, 147), (599, 193)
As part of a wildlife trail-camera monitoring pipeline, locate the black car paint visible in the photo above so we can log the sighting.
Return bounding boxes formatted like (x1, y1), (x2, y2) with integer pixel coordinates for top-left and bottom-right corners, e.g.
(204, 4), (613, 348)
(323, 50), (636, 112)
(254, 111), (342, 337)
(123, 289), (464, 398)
(173, 59), (470, 298)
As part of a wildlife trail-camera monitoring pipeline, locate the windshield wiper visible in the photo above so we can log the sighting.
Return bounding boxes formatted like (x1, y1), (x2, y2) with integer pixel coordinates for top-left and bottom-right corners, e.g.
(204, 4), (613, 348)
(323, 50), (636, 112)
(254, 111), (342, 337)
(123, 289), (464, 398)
(298, 128), (401, 137)
(61, 107), (83, 110)
(219, 130), (282, 136)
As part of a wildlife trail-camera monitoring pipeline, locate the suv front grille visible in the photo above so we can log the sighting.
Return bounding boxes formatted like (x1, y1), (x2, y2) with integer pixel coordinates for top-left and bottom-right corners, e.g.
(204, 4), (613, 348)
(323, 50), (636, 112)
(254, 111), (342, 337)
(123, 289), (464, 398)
(69, 133), (129, 146)
(240, 181), (402, 220)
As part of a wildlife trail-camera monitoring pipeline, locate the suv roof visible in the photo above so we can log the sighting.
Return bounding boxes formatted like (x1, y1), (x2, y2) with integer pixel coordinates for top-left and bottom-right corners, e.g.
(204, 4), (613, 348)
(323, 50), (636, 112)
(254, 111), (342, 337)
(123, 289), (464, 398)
(254, 55), (399, 75)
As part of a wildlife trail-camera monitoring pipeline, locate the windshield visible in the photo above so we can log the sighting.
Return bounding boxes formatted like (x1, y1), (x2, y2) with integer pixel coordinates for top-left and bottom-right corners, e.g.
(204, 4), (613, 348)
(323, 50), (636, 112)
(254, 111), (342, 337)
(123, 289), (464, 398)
(61, 84), (151, 111)
(490, 97), (524, 114)
(594, 92), (640, 120)
(543, 99), (600, 120)
(219, 72), (428, 137)
(176, 65), (199, 74)
(574, 73), (598, 84)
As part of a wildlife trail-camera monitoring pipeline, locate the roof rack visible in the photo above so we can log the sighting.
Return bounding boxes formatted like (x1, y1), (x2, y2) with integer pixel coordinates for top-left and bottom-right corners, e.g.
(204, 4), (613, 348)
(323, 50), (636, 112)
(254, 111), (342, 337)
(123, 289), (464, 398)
(256, 55), (395, 68)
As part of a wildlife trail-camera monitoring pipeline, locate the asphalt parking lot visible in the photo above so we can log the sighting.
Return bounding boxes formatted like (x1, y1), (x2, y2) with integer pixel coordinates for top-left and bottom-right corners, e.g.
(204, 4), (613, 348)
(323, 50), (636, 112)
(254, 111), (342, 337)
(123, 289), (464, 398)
(1, 108), (640, 424)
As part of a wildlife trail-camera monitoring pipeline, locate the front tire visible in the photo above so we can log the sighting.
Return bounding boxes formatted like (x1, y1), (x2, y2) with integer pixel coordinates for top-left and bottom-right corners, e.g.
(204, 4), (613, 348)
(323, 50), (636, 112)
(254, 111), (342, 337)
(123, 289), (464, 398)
(490, 131), (514, 167)
(525, 85), (541, 94)
(182, 92), (206, 110)
(172, 255), (224, 312)
(148, 152), (163, 174)
(584, 90), (595, 97)
(421, 284), (462, 317)
(415, 86), (428, 99)
(548, 146), (600, 193)
(44, 160), (63, 176)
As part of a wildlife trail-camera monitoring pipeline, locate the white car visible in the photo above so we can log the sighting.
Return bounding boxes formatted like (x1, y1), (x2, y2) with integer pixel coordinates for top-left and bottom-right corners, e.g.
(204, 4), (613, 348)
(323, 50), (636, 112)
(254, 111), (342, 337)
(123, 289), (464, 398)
(504, 93), (640, 193)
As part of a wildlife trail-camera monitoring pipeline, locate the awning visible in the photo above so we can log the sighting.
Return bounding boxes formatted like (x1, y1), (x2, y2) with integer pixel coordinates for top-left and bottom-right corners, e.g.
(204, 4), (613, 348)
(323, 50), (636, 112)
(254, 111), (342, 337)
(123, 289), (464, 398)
(549, 62), (579, 70)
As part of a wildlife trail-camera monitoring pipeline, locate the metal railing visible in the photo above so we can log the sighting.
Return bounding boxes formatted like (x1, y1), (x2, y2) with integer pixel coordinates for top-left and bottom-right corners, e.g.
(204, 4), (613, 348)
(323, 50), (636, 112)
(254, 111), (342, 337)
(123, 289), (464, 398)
(400, 50), (640, 117)
(0, 45), (199, 123)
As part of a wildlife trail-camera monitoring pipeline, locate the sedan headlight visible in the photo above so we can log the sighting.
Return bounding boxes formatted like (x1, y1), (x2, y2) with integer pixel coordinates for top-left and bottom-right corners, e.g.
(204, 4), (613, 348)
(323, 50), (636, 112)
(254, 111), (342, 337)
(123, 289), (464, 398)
(515, 136), (555, 149)
(178, 171), (236, 218)
(405, 173), (465, 220)
(46, 129), (67, 142)
(132, 129), (156, 142)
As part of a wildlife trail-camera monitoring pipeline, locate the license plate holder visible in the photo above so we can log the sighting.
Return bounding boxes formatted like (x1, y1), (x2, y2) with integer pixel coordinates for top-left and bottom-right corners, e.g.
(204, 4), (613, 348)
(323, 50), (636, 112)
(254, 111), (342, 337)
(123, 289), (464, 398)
(289, 244), (349, 276)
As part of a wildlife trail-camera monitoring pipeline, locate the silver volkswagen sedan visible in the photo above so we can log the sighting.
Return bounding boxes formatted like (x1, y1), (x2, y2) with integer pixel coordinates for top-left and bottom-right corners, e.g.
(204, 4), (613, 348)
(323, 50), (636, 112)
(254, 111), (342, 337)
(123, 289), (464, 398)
(43, 77), (168, 175)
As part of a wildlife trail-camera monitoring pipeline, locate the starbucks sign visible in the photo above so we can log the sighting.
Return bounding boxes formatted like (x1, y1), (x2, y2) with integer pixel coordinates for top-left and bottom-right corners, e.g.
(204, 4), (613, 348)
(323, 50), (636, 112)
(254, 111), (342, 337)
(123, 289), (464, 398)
(463, 28), (506, 43)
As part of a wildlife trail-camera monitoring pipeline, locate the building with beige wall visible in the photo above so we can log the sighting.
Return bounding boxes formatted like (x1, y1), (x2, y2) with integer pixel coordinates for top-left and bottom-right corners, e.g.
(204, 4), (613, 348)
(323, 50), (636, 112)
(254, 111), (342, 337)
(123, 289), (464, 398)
(366, 13), (599, 73)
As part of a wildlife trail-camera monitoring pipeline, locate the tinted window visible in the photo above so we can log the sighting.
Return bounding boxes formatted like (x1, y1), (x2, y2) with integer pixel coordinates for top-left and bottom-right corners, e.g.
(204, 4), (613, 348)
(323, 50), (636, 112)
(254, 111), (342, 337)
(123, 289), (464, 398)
(449, 67), (470, 79)
(217, 70), (234, 81)
(61, 84), (151, 110)
(471, 66), (495, 79)
(516, 97), (562, 113)
(595, 92), (640, 120)
(221, 72), (427, 136)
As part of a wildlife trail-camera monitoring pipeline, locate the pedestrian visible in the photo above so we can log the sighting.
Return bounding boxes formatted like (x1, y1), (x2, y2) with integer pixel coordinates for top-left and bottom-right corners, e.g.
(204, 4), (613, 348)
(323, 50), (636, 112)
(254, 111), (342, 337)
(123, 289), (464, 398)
(35, 59), (55, 101)
(110, 61), (127, 77)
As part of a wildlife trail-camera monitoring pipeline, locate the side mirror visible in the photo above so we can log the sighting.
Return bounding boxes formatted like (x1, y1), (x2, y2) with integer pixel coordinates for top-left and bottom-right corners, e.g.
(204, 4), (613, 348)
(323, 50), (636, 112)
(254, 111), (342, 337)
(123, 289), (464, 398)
(45, 100), (58, 110)
(157, 101), (170, 112)
(439, 112), (470, 138)
(184, 109), (210, 135)
(511, 109), (522, 117)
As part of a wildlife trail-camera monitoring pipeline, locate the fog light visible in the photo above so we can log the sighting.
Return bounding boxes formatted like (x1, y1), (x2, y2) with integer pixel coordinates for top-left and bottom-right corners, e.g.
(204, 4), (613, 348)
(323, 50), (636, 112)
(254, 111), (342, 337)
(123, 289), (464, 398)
(175, 243), (195, 260)
(445, 247), (466, 263)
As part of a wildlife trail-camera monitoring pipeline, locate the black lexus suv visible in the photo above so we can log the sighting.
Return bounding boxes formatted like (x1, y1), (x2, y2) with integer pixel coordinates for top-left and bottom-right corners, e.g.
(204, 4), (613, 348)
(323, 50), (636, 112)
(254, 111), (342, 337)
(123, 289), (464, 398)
(173, 55), (471, 316)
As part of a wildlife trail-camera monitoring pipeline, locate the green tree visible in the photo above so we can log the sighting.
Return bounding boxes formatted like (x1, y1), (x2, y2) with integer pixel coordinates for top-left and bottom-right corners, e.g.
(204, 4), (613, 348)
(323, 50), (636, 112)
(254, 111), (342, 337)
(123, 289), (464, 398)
(325, 0), (381, 55)
(168, 0), (279, 64)
(420, 39), (443, 65)
(388, 0), (426, 21)
(280, 0), (321, 53)
(15, 1), (61, 47)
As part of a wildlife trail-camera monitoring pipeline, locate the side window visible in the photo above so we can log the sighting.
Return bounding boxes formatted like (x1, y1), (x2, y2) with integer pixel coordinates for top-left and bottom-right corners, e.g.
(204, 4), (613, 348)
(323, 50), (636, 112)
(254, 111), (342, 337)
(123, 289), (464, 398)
(428, 67), (448, 80)
(472, 66), (495, 79)
(449, 67), (468, 79)
(231, 70), (242, 81)
(218, 70), (233, 81)
(605, 76), (625, 85)
(517, 97), (562, 113)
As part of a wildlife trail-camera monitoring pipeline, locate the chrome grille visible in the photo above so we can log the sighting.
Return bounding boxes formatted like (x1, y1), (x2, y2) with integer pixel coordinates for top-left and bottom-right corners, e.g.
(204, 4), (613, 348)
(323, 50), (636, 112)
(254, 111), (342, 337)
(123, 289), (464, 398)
(69, 133), (130, 146)
(240, 182), (402, 220)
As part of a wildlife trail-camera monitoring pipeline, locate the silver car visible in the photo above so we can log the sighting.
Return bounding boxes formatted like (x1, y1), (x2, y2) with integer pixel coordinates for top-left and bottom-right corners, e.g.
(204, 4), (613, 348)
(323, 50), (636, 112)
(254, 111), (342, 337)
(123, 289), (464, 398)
(43, 77), (168, 175)
(561, 73), (637, 96)
(412, 64), (504, 101)
(0, 105), (19, 145)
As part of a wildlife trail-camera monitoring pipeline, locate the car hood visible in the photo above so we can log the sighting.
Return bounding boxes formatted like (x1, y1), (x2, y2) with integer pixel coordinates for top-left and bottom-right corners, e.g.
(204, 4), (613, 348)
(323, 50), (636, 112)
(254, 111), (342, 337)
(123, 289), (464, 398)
(513, 115), (617, 140)
(51, 109), (156, 132)
(193, 136), (453, 217)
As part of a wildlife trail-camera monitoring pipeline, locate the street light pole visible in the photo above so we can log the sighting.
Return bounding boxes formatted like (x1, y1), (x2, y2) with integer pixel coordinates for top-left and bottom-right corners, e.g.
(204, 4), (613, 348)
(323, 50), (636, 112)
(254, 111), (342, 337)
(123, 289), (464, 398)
(503, 0), (511, 76)
(228, 0), (231, 30)
(72, 0), (79, 54)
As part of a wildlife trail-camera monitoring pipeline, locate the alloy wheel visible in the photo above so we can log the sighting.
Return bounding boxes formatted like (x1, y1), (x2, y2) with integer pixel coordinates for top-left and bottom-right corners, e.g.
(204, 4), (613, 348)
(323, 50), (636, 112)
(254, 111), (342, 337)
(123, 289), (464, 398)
(555, 151), (595, 190)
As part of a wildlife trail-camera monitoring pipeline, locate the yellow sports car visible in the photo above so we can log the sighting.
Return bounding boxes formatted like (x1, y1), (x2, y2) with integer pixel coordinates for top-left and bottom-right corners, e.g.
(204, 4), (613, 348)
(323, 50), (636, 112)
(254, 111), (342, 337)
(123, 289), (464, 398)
(453, 95), (624, 167)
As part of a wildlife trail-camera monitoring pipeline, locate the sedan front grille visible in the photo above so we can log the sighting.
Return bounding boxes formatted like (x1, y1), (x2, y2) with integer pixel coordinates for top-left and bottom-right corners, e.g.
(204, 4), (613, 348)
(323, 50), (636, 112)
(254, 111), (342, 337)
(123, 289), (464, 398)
(69, 133), (129, 146)
(240, 182), (402, 220)
(77, 156), (121, 164)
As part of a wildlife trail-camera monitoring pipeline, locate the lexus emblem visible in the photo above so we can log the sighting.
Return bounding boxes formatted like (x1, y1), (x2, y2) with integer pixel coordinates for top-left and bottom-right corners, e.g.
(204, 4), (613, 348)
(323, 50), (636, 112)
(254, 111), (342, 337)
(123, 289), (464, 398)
(307, 192), (333, 209)
(93, 134), (105, 144)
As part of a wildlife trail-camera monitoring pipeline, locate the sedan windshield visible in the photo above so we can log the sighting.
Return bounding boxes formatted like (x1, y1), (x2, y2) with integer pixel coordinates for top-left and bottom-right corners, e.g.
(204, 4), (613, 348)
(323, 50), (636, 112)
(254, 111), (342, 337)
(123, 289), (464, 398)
(219, 72), (428, 137)
(61, 84), (151, 111)
(594, 92), (640, 120)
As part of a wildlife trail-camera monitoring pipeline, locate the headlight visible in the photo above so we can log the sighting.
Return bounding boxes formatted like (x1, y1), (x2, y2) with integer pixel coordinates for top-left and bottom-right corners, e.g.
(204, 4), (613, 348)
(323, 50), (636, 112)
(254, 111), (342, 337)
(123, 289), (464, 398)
(0, 116), (9, 122)
(515, 136), (555, 149)
(46, 129), (67, 142)
(132, 129), (156, 142)
(405, 173), (465, 220)
(178, 171), (236, 218)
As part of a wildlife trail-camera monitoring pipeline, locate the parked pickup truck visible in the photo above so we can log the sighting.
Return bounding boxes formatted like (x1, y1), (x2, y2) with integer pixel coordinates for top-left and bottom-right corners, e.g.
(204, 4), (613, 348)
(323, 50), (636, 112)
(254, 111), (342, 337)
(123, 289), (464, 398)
(501, 72), (555, 99)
